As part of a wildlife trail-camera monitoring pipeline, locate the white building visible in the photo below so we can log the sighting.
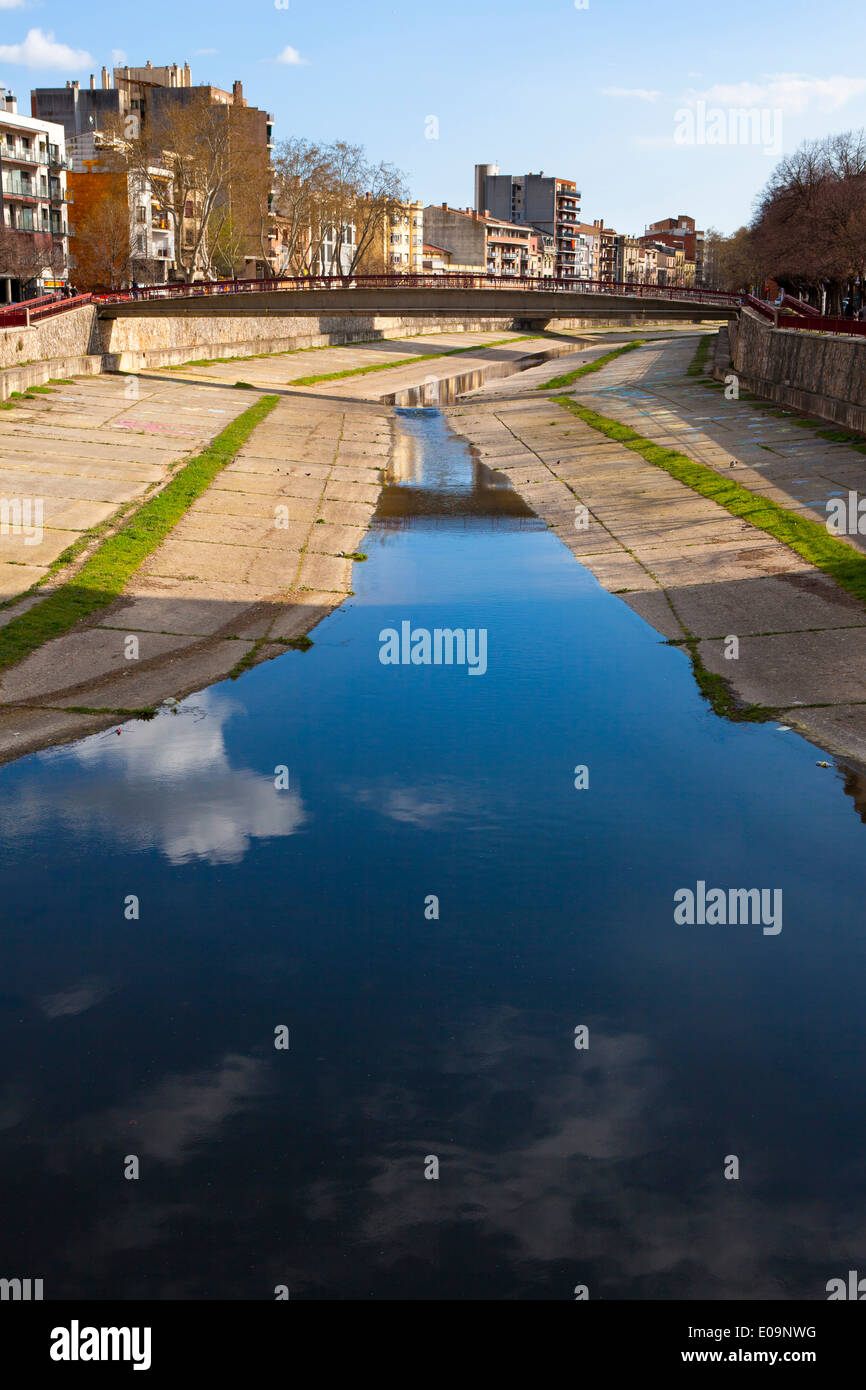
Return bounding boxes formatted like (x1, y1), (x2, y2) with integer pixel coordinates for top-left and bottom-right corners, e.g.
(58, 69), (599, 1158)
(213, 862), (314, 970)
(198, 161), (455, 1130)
(0, 87), (70, 299)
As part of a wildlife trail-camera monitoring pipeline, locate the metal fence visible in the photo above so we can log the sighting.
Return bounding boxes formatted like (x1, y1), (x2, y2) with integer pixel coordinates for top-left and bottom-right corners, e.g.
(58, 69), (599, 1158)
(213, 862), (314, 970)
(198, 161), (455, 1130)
(742, 293), (866, 337)
(0, 292), (93, 330)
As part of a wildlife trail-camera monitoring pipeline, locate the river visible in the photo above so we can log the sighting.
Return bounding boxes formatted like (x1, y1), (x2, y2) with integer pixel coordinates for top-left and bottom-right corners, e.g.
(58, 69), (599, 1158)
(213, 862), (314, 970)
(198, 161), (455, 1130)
(1, 405), (865, 1299)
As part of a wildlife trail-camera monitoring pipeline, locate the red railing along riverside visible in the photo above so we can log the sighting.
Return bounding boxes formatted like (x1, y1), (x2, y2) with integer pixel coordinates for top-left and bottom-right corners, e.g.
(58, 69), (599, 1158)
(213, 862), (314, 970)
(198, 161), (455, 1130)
(743, 293), (866, 337)
(0, 291), (93, 329)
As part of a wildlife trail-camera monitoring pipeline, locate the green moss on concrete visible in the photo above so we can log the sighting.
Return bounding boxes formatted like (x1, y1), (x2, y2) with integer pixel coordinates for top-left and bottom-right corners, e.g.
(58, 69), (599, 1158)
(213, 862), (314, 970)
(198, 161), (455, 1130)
(686, 334), (714, 376)
(554, 395), (866, 608)
(537, 339), (646, 390)
(0, 394), (279, 674)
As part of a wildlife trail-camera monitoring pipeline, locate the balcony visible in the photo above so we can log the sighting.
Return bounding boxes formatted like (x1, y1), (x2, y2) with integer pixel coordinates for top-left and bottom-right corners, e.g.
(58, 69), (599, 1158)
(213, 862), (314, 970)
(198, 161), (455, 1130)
(0, 145), (46, 166)
(2, 181), (44, 201)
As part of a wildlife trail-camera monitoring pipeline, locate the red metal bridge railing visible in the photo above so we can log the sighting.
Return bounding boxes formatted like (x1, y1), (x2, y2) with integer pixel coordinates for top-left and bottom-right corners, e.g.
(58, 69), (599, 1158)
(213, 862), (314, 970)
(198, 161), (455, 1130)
(94, 272), (742, 308)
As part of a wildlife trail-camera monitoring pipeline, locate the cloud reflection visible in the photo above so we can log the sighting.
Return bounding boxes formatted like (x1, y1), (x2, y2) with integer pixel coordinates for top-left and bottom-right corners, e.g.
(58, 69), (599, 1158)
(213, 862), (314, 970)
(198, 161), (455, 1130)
(2, 693), (307, 865)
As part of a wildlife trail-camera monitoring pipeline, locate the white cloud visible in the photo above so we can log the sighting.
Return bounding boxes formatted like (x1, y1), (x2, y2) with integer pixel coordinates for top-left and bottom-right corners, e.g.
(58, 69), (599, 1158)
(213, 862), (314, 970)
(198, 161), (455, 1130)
(110, 49), (127, 67)
(0, 0), (27, 10)
(276, 45), (308, 66)
(194, 47), (218, 56)
(0, 28), (92, 68)
(686, 73), (866, 115)
(600, 87), (661, 103)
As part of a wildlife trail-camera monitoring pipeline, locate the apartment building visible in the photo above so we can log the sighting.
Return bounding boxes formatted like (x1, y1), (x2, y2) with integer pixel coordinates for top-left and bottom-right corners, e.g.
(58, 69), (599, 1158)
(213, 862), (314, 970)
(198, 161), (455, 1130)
(423, 203), (539, 277)
(67, 162), (175, 288)
(357, 199), (423, 273)
(34, 62), (275, 281)
(474, 165), (582, 279)
(618, 233), (641, 283)
(420, 242), (479, 274)
(573, 222), (600, 280)
(486, 218), (534, 276)
(640, 213), (705, 284)
(530, 231), (556, 279)
(592, 218), (619, 282)
(0, 87), (69, 300)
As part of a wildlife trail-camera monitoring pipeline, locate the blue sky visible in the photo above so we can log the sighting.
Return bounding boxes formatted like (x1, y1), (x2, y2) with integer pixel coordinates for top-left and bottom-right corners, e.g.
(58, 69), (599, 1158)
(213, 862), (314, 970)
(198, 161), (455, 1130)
(2, 0), (866, 235)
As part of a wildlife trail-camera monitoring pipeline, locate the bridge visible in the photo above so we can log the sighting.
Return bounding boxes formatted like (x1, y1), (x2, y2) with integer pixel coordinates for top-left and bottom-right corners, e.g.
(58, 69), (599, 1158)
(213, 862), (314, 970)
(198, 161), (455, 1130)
(93, 272), (741, 330)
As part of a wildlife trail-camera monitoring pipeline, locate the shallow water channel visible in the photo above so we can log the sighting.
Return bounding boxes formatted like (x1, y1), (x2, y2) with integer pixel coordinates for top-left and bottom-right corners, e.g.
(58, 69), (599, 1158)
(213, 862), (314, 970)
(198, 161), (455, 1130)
(1, 406), (865, 1299)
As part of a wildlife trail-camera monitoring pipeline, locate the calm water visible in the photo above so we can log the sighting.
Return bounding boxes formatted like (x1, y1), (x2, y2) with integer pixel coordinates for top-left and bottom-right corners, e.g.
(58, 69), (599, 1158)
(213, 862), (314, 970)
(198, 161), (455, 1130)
(2, 408), (866, 1300)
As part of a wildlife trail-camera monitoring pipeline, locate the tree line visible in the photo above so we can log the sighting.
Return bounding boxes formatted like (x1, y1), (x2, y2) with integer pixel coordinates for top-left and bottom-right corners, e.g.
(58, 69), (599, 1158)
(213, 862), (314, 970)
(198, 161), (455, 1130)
(704, 128), (866, 312)
(73, 93), (409, 288)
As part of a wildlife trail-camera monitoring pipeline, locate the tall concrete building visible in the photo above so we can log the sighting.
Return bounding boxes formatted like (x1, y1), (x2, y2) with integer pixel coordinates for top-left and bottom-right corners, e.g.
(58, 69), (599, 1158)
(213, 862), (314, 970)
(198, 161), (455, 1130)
(0, 87), (70, 299)
(474, 165), (582, 279)
(30, 70), (128, 140)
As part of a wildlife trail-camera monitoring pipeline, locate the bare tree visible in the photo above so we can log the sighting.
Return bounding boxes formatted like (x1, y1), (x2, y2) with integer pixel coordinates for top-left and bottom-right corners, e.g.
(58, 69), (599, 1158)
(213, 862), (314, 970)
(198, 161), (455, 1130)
(751, 130), (866, 310)
(270, 137), (335, 275)
(103, 92), (263, 281)
(0, 225), (66, 296)
(270, 139), (409, 277)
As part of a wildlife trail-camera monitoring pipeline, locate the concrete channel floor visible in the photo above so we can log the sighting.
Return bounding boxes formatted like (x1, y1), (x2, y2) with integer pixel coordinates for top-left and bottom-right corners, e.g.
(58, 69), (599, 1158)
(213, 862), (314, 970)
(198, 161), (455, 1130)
(452, 332), (866, 767)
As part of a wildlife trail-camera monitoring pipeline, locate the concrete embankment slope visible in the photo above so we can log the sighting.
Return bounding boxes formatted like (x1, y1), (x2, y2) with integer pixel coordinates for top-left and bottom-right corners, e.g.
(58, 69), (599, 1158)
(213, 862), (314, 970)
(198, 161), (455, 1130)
(0, 372), (254, 601)
(452, 333), (866, 769)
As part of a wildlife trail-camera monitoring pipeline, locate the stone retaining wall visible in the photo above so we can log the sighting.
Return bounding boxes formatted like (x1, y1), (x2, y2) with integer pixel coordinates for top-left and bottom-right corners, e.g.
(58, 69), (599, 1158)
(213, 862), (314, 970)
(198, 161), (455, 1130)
(97, 311), (713, 372)
(728, 308), (866, 432)
(0, 303), (99, 371)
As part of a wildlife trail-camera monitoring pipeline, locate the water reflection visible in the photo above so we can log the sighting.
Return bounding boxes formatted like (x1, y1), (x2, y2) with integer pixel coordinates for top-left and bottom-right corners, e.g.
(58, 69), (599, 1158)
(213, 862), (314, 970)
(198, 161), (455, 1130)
(378, 407), (539, 524)
(382, 352), (553, 407)
(0, 691), (307, 865)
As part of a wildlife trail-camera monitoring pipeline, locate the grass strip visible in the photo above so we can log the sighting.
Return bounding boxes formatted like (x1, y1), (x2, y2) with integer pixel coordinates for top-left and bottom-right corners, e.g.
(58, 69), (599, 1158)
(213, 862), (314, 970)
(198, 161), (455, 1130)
(287, 336), (536, 387)
(553, 396), (866, 606)
(0, 393), (279, 674)
(686, 334), (714, 376)
(537, 340), (645, 390)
